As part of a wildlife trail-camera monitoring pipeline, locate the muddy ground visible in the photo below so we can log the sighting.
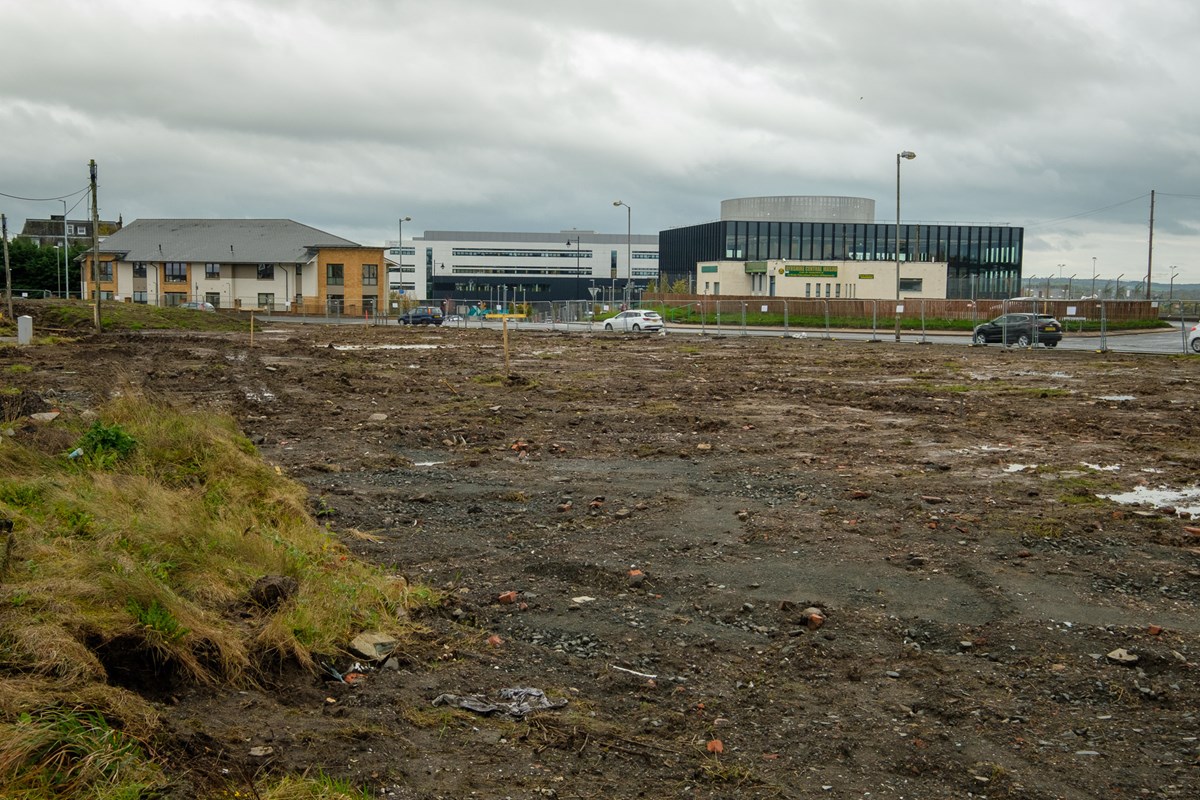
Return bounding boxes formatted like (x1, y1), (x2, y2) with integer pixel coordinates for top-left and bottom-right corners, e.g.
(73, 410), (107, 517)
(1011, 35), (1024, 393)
(7, 319), (1200, 799)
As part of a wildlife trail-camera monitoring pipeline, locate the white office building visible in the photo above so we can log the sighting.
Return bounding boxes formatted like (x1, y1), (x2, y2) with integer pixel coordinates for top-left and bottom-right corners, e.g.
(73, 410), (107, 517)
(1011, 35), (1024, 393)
(385, 229), (659, 307)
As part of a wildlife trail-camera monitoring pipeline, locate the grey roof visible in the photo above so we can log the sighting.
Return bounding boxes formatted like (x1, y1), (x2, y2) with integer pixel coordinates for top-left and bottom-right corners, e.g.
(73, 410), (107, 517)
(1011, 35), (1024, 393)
(94, 219), (362, 263)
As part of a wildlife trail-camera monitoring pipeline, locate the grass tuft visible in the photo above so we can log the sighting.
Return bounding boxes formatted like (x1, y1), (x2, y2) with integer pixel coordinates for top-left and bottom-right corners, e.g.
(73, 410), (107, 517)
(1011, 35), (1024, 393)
(0, 706), (164, 799)
(0, 389), (432, 687)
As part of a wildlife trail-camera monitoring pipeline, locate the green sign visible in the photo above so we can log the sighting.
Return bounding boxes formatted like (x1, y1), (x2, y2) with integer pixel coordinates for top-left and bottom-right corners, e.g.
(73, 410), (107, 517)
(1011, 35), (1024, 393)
(784, 265), (838, 277)
(700, 264), (719, 273)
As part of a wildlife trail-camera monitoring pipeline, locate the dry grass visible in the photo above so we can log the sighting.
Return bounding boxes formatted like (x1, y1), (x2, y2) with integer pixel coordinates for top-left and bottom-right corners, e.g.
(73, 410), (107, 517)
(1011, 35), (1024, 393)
(0, 388), (439, 796)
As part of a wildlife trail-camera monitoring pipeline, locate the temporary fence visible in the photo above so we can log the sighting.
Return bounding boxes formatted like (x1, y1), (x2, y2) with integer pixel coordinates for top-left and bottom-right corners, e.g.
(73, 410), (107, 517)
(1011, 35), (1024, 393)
(436, 296), (1197, 354)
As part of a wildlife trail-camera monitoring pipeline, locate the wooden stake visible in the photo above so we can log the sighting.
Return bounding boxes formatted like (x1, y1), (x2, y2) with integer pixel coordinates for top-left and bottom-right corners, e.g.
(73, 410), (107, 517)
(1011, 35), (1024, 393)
(503, 317), (510, 375)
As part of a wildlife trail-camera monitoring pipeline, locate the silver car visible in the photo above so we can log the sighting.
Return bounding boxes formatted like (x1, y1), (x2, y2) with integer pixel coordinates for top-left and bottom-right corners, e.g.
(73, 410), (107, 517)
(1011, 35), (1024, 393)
(603, 310), (664, 333)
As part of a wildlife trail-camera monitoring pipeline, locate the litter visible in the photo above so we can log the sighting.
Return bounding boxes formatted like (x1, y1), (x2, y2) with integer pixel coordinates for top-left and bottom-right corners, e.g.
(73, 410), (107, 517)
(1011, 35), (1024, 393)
(432, 687), (568, 718)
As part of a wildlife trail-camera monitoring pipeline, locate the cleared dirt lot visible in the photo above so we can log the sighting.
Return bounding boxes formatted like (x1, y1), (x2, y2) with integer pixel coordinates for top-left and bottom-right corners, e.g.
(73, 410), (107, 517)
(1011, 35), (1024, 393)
(8, 321), (1200, 798)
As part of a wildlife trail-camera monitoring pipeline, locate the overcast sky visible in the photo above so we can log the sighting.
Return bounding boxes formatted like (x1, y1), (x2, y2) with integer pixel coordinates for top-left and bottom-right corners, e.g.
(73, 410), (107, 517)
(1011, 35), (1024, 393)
(3, 0), (1199, 284)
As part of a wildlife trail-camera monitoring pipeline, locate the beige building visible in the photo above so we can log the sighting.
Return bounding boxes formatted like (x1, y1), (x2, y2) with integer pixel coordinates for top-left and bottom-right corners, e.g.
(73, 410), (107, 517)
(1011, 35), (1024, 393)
(81, 219), (385, 315)
(697, 259), (949, 301)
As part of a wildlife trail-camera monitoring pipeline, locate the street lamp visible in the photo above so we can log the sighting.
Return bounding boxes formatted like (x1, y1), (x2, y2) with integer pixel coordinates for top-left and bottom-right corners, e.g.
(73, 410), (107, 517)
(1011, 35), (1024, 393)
(894, 150), (916, 341)
(1169, 268), (1179, 301)
(1091, 257), (1097, 297)
(398, 216), (411, 300)
(613, 200), (631, 308)
(61, 199), (69, 298)
(566, 235), (582, 301)
(1114, 273), (1125, 299)
(53, 245), (61, 298)
(1067, 274), (1076, 299)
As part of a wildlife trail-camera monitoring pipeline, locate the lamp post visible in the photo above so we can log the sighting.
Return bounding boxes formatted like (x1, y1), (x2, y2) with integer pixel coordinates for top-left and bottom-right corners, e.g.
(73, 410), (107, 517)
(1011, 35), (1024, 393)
(61, 199), (69, 298)
(1114, 273), (1124, 299)
(1169, 268), (1179, 301)
(613, 200), (631, 308)
(1067, 274), (1076, 299)
(894, 150), (916, 341)
(566, 235), (582, 301)
(1056, 263), (1066, 298)
(398, 216), (411, 301)
(54, 245), (61, 298)
(1091, 257), (1097, 297)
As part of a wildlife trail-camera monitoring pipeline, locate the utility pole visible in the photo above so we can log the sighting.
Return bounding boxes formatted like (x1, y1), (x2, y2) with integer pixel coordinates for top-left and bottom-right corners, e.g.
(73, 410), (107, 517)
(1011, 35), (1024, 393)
(89, 159), (101, 333)
(3, 214), (12, 322)
(1146, 189), (1155, 300)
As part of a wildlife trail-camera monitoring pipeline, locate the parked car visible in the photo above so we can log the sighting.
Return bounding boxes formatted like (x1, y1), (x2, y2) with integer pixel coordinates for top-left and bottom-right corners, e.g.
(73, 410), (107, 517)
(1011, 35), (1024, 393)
(178, 301), (216, 312)
(1189, 323), (1200, 353)
(603, 309), (664, 333)
(398, 306), (444, 325)
(972, 313), (1062, 347)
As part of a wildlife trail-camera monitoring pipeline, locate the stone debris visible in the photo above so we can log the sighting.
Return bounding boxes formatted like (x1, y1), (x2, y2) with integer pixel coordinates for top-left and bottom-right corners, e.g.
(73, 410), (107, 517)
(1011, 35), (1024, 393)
(348, 632), (399, 661)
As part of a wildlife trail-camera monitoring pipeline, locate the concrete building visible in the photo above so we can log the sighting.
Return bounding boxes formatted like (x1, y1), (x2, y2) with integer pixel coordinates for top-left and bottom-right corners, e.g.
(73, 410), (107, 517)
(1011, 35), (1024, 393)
(387, 229), (660, 308)
(81, 219), (385, 314)
(659, 196), (1024, 300)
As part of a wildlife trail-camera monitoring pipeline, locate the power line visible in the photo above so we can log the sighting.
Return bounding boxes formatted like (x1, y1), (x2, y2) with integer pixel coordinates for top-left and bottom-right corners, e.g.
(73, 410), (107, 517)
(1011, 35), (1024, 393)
(1025, 193), (1150, 228)
(0, 186), (89, 202)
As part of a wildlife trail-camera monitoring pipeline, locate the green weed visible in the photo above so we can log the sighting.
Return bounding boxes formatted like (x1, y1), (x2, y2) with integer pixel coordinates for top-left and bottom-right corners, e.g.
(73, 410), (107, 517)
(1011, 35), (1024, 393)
(125, 598), (190, 644)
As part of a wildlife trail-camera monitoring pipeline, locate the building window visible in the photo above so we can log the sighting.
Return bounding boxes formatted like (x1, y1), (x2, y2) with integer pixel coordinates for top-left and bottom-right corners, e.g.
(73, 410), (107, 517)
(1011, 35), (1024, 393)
(362, 264), (378, 286)
(899, 277), (924, 293)
(99, 262), (113, 282)
(257, 263), (274, 280)
(165, 262), (187, 283)
(258, 293), (275, 310)
(805, 282), (811, 298)
(205, 292), (221, 308)
(165, 292), (187, 306)
(132, 262), (146, 278)
(205, 263), (221, 279)
(133, 291), (147, 304)
(326, 294), (344, 314)
(326, 263), (344, 286)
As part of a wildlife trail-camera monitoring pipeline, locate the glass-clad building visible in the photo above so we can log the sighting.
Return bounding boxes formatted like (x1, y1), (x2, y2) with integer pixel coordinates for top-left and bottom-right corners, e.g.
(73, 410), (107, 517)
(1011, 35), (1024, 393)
(660, 215), (1023, 300)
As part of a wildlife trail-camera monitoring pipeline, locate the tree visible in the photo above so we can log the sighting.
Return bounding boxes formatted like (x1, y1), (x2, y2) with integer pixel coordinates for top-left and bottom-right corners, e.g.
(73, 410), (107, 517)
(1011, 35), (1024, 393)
(3, 237), (87, 297)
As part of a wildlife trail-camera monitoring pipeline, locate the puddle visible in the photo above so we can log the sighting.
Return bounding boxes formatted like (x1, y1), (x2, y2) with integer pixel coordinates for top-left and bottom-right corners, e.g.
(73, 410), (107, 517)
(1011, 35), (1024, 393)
(413, 461), (445, 467)
(1097, 395), (1135, 402)
(1004, 464), (1036, 473)
(1082, 463), (1121, 472)
(1099, 485), (1200, 517)
(330, 344), (440, 351)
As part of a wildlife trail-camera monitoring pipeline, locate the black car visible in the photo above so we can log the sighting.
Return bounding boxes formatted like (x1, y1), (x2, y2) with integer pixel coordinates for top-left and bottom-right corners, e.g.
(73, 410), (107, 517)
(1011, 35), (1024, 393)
(398, 306), (444, 326)
(972, 313), (1063, 348)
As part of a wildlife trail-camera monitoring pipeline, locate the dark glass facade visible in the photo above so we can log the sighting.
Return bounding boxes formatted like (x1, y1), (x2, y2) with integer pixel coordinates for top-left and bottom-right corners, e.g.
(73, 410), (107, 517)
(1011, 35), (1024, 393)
(659, 221), (1023, 299)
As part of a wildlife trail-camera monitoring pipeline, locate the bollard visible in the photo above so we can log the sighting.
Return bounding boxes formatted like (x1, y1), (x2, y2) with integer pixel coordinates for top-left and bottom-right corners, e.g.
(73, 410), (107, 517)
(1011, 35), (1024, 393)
(17, 315), (33, 345)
